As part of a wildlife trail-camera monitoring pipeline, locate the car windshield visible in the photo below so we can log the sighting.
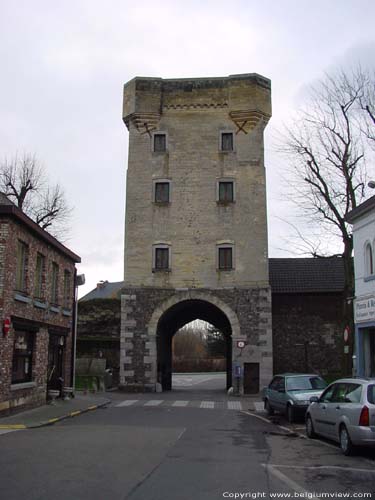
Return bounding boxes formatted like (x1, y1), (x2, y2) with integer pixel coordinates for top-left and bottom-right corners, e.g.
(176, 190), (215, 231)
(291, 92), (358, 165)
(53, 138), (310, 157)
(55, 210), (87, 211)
(286, 376), (327, 391)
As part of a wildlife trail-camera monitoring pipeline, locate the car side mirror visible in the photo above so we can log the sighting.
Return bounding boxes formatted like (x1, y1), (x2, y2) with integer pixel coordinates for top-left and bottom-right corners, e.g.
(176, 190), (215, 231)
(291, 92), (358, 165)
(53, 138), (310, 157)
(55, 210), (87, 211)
(309, 396), (319, 403)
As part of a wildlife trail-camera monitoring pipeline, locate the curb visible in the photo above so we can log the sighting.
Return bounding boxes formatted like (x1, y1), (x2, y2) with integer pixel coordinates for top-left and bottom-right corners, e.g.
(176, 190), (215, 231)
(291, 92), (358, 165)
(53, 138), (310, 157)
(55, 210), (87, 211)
(0, 400), (111, 430)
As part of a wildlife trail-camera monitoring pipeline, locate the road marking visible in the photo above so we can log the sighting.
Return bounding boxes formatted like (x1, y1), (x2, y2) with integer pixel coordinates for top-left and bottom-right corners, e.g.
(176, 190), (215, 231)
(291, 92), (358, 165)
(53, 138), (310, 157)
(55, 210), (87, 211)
(227, 401), (242, 410)
(144, 400), (164, 406)
(0, 428), (22, 435)
(268, 464), (375, 474)
(200, 401), (215, 409)
(172, 401), (189, 407)
(241, 410), (273, 424)
(0, 424), (26, 429)
(254, 402), (265, 412)
(115, 400), (139, 407)
(262, 464), (312, 495)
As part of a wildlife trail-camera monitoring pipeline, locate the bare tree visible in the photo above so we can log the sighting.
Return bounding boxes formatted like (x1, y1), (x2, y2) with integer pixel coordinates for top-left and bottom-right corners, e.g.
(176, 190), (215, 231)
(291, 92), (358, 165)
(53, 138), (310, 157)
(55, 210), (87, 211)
(279, 69), (375, 369)
(0, 153), (72, 238)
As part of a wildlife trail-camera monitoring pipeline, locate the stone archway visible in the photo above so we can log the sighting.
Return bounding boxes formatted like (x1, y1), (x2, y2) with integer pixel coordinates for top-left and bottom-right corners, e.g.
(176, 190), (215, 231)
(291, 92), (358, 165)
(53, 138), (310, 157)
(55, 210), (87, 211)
(147, 291), (241, 391)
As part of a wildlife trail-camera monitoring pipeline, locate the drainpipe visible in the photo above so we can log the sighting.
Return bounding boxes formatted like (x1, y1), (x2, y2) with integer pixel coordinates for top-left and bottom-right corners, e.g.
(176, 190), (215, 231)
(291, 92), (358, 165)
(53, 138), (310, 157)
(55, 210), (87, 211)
(71, 271), (85, 394)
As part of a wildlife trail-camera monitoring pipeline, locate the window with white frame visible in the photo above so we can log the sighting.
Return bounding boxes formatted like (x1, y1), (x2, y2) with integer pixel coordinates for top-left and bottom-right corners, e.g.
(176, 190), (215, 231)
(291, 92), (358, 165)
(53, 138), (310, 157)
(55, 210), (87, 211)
(153, 133), (167, 153)
(217, 244), (234, 270)
(153, 180), (171, 203)
(220, 131), (234, 152)
(153, 244), (171, 271)
(365, 242), (374, 276)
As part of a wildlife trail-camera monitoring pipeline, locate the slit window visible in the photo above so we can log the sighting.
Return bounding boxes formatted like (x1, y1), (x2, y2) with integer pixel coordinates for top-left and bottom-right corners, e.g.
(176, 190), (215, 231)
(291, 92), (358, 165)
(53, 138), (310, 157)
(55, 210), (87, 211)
(221, 132), (234, 152)
(153, 133), (167, 152)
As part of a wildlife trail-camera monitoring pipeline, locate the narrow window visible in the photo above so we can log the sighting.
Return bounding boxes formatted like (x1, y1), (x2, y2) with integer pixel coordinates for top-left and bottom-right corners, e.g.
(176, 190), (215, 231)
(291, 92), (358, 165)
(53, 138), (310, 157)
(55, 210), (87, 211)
(221, 132), (234, 152)
(16, 240), (28, 292)
(219, 181), (234, 202)
(51, 262), (59, 304)
(153, 133), (167, 152)
(12, 330), (34, 384)
(155, 247), (169, 270)
(155, 182), (170, 203)
(366, 243), (373, 276)
(34, 253), (45, 299)
(63, 270), (72, 309)
(218, 247), (233, 270)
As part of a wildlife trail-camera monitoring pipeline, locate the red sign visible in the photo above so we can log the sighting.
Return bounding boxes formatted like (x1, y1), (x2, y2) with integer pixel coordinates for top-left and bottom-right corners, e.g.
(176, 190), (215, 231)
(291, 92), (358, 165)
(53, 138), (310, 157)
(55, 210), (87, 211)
(343, 326), (350, 344)
(3, 317), (11, 336)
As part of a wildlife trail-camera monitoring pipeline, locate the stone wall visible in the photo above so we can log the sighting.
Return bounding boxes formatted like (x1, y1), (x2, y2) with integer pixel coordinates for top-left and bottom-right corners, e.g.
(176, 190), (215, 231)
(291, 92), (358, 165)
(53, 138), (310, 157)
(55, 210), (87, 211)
(272, 292), (345, 379)
(120, 287), (273, 393)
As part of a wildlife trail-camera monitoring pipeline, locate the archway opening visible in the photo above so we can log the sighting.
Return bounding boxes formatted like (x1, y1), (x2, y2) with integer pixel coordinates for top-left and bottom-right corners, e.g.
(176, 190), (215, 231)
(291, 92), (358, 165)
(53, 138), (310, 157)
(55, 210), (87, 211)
(156, 299), (232, 392)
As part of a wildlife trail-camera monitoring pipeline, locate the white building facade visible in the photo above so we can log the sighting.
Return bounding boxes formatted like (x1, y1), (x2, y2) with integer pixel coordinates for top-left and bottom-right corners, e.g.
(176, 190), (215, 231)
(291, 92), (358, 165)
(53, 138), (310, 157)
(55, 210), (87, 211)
(347, 196), (375, 377)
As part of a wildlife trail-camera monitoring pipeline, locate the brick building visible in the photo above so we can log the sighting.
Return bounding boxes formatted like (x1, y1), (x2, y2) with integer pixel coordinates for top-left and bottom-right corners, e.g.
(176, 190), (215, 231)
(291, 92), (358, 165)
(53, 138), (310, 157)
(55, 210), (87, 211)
(0, 194), (80, 414)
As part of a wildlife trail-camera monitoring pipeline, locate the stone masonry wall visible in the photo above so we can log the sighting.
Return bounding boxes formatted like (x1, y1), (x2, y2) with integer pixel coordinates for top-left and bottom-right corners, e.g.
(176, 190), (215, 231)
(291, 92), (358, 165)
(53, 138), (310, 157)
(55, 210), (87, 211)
(120, 287), (273, 393)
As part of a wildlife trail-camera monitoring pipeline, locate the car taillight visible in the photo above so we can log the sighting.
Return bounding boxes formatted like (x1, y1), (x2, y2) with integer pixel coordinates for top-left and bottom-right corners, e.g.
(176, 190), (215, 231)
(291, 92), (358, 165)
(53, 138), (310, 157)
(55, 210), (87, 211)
(359, 406), (369, 427)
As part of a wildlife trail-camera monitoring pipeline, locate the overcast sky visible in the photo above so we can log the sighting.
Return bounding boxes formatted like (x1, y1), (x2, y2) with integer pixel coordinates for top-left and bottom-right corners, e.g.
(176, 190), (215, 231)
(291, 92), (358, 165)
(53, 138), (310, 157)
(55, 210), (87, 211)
(1, 0), (375, 297)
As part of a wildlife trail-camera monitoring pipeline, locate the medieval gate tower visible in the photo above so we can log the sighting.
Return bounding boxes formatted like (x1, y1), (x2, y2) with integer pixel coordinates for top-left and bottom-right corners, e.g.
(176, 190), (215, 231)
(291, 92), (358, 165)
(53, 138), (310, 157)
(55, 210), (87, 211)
(120, 74), (272, 393)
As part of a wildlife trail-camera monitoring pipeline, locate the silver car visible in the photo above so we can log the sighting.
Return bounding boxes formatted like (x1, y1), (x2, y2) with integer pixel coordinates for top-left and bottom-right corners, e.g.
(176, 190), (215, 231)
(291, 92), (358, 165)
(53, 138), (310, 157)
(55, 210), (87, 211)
(306, 377), (375, 455)
(264, 373), (327, 422)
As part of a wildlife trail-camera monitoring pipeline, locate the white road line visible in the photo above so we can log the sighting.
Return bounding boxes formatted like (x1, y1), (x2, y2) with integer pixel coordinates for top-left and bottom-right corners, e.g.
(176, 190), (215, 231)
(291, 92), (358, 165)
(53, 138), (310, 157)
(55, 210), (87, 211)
(115, 400), (139, 407)
(227, 401), (242, 410)
(253, 402), (265, 412)
(144, 400), (164, 406)
(241, 410), (273, 424)
(172, 401), (189, 407)
(200, 401), (215, 409)
(267, 464), (375, 474)
(262, 464), (312, 495)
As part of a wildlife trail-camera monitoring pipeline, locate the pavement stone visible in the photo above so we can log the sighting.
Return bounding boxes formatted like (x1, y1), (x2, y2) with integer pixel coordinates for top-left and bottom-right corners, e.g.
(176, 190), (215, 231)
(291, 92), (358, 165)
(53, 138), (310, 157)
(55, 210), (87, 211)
(0, 393), (111, 429)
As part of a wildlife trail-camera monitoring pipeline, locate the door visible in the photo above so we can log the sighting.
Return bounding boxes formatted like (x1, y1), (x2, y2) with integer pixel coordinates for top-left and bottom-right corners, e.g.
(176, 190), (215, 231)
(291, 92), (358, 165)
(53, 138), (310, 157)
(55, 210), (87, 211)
(243, 363), (259, 394)
(47, 334), (65, 392)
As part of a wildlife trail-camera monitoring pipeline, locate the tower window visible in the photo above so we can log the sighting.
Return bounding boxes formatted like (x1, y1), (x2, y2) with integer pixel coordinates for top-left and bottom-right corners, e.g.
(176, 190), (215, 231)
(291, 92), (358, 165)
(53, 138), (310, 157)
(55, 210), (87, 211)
(154, 181), (170, 203)
(217, 246), (234, 270)
(153, 244), (171, 271)
(220, 132), (234, 152)
(218, 181), (234, 203)
(153, 133), (167, 152)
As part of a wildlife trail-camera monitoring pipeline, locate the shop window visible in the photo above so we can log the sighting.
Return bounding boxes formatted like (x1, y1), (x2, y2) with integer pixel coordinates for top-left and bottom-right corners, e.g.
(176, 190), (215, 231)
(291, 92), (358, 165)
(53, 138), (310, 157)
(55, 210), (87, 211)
(12, 330), (34, 384)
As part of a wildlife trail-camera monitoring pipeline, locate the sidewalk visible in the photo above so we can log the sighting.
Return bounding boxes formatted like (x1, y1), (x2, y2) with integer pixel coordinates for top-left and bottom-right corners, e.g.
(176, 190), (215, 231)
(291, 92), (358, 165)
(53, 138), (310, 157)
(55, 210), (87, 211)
(0, 393), (111, 429)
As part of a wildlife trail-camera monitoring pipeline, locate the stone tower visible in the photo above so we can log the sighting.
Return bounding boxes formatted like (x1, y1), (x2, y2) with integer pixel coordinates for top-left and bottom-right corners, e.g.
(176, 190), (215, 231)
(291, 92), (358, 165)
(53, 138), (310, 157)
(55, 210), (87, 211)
(120, 74), (272, 393)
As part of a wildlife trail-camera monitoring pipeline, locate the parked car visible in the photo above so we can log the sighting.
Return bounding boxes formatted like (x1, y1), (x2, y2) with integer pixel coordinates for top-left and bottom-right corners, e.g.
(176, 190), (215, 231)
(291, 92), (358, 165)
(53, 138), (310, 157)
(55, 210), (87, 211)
(263, 373), (328, 422)
(306, 377), (375, 455)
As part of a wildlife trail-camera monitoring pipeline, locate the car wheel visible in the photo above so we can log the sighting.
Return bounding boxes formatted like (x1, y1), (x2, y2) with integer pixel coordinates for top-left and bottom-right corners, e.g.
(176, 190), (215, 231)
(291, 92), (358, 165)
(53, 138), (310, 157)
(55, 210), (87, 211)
(306, 415), (316, 438)
(339, 425), (354, 456)
(264, 399), (274, 416)
(287, 404), (295, 423)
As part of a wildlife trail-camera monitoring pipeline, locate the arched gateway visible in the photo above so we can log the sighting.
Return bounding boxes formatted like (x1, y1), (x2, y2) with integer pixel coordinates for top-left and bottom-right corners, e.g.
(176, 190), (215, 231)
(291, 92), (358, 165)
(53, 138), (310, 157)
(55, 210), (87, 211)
(120, 74), (273, 394)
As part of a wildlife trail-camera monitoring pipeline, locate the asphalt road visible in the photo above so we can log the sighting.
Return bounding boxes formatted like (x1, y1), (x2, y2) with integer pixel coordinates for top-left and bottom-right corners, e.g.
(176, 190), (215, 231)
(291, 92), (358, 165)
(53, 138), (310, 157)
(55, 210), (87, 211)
(1, 374), (375, 500)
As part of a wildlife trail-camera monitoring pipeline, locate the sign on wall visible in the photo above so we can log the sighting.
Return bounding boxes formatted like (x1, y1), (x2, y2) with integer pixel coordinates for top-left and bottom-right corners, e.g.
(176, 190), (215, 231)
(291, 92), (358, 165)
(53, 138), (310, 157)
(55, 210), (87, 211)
(355, 295), (375, 323)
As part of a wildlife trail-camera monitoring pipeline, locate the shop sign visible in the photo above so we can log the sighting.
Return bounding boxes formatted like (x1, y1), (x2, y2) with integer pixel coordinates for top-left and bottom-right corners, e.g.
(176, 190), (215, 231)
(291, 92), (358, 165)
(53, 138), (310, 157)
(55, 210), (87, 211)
(355, 295), (375, 323)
